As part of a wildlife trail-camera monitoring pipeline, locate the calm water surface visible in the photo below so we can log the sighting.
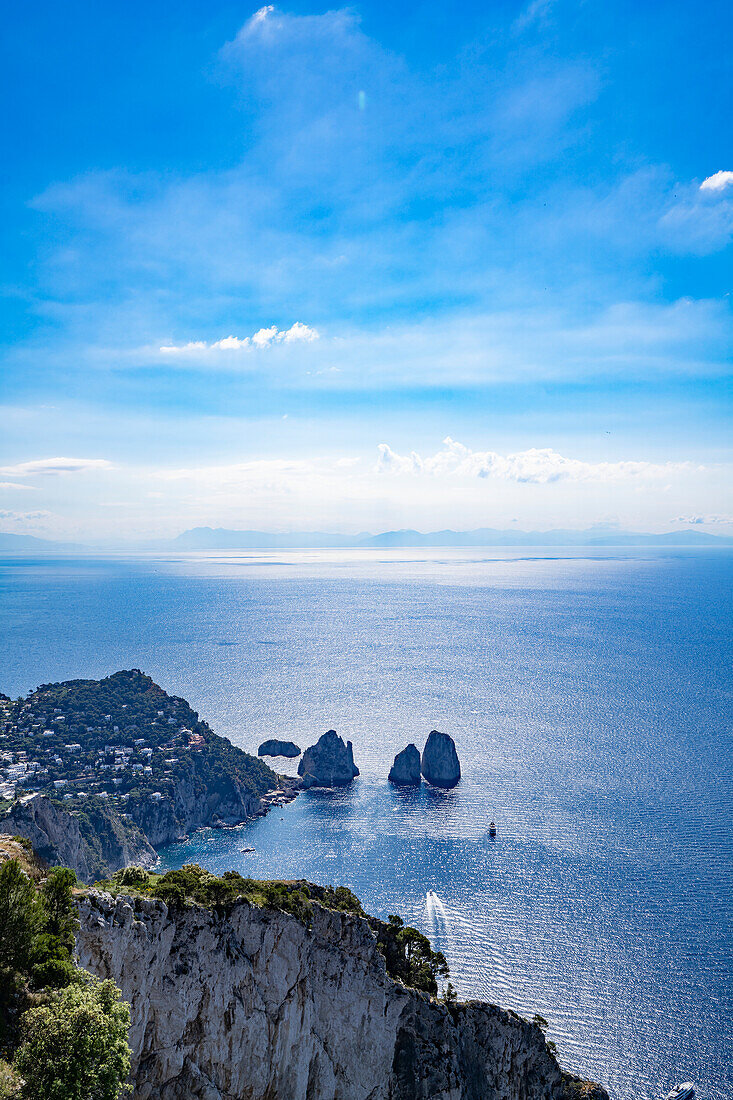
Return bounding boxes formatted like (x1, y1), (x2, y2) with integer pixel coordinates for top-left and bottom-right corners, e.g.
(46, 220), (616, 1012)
(1, 548), (731, 1100)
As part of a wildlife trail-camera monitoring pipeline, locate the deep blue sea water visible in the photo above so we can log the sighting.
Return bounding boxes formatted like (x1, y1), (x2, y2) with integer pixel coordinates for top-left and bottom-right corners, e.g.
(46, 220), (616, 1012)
(1, 548), (731, 1100)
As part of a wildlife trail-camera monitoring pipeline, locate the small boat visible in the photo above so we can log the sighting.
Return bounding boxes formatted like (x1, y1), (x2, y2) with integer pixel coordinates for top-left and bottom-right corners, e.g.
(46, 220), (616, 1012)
(489, 821), (497, 837)
(664, 1085), (695, 1100)
(239, 846), (255, 853)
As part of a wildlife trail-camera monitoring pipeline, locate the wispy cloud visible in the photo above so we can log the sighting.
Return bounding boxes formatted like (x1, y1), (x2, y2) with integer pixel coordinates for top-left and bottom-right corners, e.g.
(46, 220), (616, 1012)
(159, 322), (318, 356)
(513, 0), (555, 32)
(673, 513), (733, 525)
(0, 510), (51, 520)
(377, 438), (697, 484)
(0, 510), (54, 533)
(3, 4), (731, 541)
(659, 172), (733, 253)
(16, 5), (731, 400)
(0, 458), (112, 477)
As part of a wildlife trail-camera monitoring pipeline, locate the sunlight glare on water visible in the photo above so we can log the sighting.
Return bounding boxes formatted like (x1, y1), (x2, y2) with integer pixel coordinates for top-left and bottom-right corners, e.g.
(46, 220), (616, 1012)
(1, 547), (731, 1100)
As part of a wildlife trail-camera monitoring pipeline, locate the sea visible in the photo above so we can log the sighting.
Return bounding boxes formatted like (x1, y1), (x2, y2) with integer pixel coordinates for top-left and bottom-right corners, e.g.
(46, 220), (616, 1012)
(1, 547), (731, 1100)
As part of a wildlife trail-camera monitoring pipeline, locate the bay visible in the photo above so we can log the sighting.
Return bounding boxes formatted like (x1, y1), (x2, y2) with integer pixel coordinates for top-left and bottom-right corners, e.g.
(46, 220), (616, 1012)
(1, 548), (731, 1100)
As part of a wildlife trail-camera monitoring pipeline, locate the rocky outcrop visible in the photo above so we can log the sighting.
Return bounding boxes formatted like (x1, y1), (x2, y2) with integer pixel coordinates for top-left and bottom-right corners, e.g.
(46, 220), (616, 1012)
(298, 730), (360, 788)
(76, 891), (607, 1100)
(126, 769), (266, 847)
(421, 730), (461, 789)
(388, 744), (421, 786)
(0, 794), (155, 884)
(258, 739), (301, 758)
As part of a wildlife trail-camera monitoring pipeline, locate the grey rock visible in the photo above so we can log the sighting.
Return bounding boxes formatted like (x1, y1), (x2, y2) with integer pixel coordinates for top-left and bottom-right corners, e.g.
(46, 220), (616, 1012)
(258, 739), (301, 758)
(76, 891), (608, 1100)
(388, 744), (422, 786)
(421, 730), (461, 789)
(125, 766), (265, 847)
(297, 730), (359, 788)
(0, 794), (155, 884)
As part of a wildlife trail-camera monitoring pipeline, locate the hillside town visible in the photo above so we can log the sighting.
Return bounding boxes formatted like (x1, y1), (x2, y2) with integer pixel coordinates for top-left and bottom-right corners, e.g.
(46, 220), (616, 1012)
(0, 670), (274, 832)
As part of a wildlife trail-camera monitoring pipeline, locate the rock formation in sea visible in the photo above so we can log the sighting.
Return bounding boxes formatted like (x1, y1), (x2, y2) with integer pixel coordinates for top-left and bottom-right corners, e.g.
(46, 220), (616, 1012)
(258, 739), (301, 758)
(76, 889), (608, 1100)
(421, 730), (461, 789)
(297, 729), (360, 788)
(388, 744), (422, 786)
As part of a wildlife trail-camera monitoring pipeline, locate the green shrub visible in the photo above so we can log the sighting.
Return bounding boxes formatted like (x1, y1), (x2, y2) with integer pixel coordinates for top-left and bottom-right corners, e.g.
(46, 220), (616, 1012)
(112, 866), (150, 888)
(0, 860), (41, 975)
(372, 913), (449, 995)
(0, 858), (131, 1098)
(14, 977), (130, 1100)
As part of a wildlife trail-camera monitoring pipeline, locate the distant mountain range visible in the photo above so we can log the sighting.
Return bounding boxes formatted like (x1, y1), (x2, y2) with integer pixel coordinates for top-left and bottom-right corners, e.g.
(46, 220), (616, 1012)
(170, 528), (366, 549)
(0, 531), (85, 551)
(2, 525), (732, 552)
(142, 524), (733, 549)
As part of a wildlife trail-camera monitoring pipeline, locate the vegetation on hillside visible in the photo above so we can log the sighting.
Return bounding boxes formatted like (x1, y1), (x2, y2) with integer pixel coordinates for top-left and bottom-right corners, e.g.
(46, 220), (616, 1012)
(1, 669), (275, 799)
(100, 863), (450, 996)
(371, 913), (449, 996)
(0, 671), (277, 855)
(0, 857), (130, 1099)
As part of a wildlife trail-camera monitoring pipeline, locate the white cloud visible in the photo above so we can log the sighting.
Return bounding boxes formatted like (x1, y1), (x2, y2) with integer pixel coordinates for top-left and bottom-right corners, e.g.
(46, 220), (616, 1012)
(0, 510), (51, 520)
(514, 0), (555, 30)
(673, 513), (733, 525)
(0, 481), (38, 491)
(250, 5), (274, 26)
(376, 438), (697, 484)
(0, 457), (113, 477)
(699, 171), (733, 193)
(159, 322), (319, 356)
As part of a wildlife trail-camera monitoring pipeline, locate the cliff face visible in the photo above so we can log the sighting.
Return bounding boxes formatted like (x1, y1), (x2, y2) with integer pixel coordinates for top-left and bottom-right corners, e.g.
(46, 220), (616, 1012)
(77, 891), (607, 1100)
(0, 794), (156, 884)
(126, 769), (263, 847)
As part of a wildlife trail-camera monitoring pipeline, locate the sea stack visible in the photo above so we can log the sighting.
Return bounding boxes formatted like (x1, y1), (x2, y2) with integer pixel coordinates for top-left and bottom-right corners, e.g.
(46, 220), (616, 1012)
(421, 730), (461, 789)
(258, 739), (301, 759)
(388, 744), (421, 786)
(298, 730), (360, 789)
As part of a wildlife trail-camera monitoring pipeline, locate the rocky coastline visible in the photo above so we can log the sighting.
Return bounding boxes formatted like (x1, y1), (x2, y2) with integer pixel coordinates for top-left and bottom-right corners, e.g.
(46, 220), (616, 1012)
(0, 669), (470, 885)
(76, 884), (608, 1100)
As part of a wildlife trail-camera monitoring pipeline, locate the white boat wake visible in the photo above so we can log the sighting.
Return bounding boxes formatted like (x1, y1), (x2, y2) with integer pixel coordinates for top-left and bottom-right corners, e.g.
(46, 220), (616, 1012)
(424, 890), (451, 947)
(419, 892), (509, 1000)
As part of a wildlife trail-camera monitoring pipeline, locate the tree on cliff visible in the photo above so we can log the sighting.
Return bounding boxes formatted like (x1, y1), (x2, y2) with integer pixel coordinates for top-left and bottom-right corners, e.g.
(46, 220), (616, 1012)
(14, 978), (130, 1100)
(0, 857), (131, 1099)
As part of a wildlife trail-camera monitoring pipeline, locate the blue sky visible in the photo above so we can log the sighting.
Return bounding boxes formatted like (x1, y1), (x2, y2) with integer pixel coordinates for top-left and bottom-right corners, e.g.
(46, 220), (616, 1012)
(1, 0), (731, 539)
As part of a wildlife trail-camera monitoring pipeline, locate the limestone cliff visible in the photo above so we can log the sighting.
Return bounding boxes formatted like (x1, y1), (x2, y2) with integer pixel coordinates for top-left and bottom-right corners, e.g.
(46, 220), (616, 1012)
(125, 766), (265, 847)
(76, 891), (607, 1100)
(0, 794), (155, 884)
(421, 730), (461, 789)
(258, 739), (301, 758)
